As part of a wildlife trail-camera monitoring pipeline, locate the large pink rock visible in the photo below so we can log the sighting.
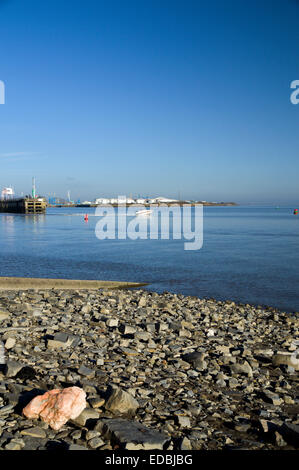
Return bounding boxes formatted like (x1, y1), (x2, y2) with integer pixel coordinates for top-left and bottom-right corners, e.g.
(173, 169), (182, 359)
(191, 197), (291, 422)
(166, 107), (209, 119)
(23, 386), (87, 431)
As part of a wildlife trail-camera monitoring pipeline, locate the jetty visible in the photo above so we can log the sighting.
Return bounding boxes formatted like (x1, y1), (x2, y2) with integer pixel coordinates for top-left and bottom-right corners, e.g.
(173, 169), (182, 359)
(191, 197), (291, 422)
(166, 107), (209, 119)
(0, 276), (147, 290)
(0, 197), (47, 214)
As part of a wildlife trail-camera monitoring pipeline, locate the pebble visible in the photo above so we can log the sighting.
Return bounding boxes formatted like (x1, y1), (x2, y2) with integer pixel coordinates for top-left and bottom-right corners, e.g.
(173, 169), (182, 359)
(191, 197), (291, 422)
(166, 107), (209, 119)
(20, 427), (47, 438)
(0, 287), (297, 450)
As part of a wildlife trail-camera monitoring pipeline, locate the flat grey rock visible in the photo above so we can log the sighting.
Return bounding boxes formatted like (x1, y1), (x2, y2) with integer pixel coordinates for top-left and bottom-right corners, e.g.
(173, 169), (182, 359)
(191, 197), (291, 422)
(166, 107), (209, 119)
(101, 418), (169, 450)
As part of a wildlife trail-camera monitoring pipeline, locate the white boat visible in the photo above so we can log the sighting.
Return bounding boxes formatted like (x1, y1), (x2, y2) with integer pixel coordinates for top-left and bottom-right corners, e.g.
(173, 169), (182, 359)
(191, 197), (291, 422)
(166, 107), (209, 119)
(135, 209), (152, 216)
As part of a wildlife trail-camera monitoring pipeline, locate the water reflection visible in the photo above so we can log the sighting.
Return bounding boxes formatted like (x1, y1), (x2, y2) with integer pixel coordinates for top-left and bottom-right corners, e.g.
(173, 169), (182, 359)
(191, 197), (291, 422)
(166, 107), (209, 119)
(0, 213), (46, 238)
(23, 214), (46, 225)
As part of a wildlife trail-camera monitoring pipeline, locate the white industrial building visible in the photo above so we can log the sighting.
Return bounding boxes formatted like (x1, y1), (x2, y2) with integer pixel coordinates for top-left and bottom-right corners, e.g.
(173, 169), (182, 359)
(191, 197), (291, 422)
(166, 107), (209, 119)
(95, 198), (111, 205)
(94, 196), (179, 205)
(148, 196), (179, 204)
(136, 198), (148, 204)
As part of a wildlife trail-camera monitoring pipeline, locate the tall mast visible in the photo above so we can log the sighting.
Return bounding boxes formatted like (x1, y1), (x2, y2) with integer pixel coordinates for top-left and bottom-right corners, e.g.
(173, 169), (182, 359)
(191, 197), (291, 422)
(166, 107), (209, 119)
(32, 177), (36, 198)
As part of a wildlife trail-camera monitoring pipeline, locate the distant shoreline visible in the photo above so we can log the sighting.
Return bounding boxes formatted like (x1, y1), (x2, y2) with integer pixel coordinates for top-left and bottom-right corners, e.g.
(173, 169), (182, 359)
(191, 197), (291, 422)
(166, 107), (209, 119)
(48, 202), (238, 208)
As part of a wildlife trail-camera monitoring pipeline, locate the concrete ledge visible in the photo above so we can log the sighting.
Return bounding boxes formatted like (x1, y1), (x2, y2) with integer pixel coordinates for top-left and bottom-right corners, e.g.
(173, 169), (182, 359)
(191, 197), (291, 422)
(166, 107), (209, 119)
(0, 277), (148, 291)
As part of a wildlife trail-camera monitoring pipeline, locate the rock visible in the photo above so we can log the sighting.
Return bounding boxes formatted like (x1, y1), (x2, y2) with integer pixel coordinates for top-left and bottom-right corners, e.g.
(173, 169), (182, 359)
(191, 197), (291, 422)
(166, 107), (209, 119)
(0, 340), (5, 365)
(207, 328), (215, 337)
(272, 353), (299, 371)
(86, 430), (101, 440)
(5, 337), (16, 350)
(88, 437), (105, 448)
(230, 361), (253, 378)
(5, 441), (23, 450)
(71, 408), (100, 427)
(106, 318), (119, 328)
(0, 310), (10, 321)
(138, 296), (147, 307)
(179, 437), (192, 450)
(258, 419), (279, 434)
(89, 397), (105, 408)
(119, 324), (136, 335)
(47, 332), (80, 350)
(81, 304), (92, 314)
(78, 365), (95, 378)
(176, 416), (191, 428)
(20, 427), (47, 438)
(279, 423), (299, 446)
(0, 404), (15, 415)
(68, 444), (88, 450)
(105, 387), (139, 416)
(23, 387), (87, 431)
(4, 360), (26, 377)
(261, 390), (283, 406)
(181, 351), (207, 370)
(235, 423), (251, 433)
(274, 431), (287, 447)
(70, 430), (82, 440)
(120, 347), (138, 356)
(135, 331), (151, 342)
(100, 418), (169, 450)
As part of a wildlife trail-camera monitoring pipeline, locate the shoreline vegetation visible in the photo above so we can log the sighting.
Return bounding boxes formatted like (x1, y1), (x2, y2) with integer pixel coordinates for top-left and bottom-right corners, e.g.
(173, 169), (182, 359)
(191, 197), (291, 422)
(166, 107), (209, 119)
(0, 281), (298, 450)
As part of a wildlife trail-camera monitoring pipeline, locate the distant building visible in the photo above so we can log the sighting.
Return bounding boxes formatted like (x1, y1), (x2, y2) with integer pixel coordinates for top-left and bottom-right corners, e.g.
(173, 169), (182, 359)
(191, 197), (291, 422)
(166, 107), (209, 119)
(95, 198), (111, 205)
(94, 195), (180, 205)
(1, 187), (14, 200)
(95, 197), (136, 205)
(149, 196), (179, 204)
(109, 198), (119, 204)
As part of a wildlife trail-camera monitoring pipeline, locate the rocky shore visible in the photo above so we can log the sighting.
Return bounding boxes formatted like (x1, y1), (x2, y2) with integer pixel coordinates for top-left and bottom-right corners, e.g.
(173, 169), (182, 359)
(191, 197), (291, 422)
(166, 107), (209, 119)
(0, 287), (298, 451)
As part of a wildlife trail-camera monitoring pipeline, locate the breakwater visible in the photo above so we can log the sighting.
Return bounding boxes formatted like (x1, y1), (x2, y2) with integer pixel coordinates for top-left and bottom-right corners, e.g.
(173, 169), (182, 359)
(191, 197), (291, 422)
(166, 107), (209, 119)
(0, 198), (47, 214)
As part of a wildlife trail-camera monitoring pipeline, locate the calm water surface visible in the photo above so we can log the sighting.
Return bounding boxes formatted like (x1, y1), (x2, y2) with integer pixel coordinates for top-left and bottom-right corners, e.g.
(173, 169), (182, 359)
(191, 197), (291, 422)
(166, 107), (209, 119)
(0, 205), (299, 312)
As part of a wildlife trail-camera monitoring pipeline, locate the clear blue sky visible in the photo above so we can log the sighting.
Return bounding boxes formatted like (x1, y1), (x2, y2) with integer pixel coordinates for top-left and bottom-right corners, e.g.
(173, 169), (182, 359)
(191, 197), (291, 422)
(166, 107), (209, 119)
(0, 0), (298, 203)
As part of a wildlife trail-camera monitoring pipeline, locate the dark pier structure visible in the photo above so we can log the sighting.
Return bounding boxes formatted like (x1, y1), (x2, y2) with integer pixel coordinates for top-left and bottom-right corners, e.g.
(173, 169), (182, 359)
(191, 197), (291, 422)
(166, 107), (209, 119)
(0, 197), (47, 214)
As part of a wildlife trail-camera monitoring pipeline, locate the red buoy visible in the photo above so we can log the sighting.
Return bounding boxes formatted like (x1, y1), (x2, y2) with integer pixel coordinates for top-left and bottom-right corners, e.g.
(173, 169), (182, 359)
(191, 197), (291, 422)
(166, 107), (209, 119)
(84, 214), (88, 222)
(294, 209), (298, 215)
